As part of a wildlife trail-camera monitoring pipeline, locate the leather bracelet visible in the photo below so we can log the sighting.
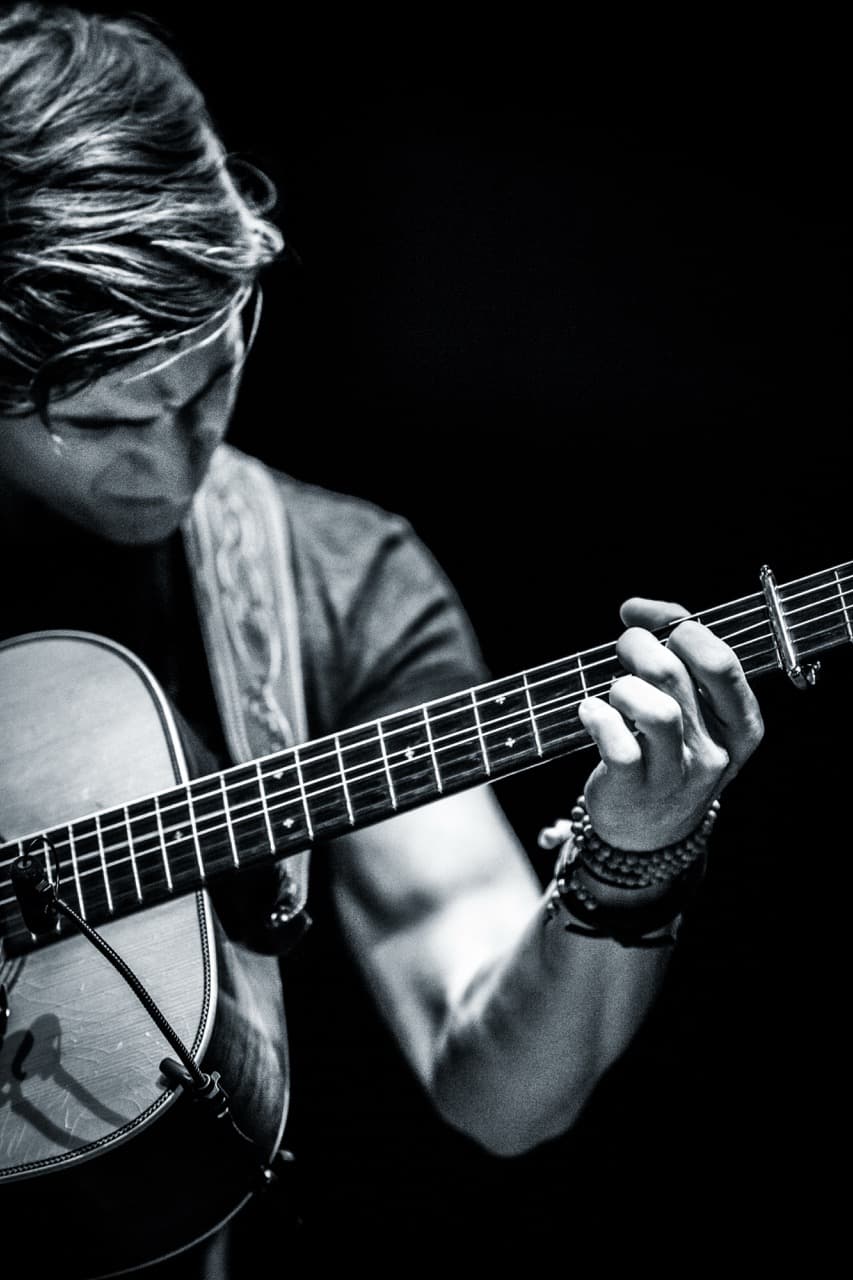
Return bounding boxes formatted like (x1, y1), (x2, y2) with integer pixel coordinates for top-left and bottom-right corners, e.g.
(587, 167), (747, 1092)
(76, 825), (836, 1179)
(542, 796), (718, 948)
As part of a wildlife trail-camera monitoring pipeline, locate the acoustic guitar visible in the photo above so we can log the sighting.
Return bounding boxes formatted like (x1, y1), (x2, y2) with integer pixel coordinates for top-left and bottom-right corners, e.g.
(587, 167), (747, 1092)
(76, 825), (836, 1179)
(0, 559), (848, 1276)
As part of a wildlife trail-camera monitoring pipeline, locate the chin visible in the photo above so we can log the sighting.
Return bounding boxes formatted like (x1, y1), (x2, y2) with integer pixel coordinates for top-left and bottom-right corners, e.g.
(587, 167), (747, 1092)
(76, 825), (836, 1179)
(95, 505), (187, 545)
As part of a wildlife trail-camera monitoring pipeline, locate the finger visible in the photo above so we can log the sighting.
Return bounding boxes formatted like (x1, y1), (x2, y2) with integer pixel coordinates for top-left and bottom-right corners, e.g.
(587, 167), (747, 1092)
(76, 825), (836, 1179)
(607, 674), (684, 784)
(619, 597), (691, 630)
(666, 620), (764, 770)
(616, 626), (704, 741)
(577, 696), (644, 771)
(537, 818), (573, 851)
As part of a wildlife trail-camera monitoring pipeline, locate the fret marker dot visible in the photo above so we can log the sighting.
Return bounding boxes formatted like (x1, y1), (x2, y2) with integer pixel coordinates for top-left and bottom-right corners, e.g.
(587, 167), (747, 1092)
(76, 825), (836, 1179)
(495, 695), (507, 705)
(405, 747), (416, 761)
(505, 737), (516, 748)
(273, 770), (285, 781)
(283, 818), (295, 829)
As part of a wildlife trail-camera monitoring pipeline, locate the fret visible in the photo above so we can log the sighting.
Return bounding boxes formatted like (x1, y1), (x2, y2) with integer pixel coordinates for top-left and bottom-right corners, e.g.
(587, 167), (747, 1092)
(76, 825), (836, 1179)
(700, 593), (764, 652)
(527, 658), (594, 753)
(219, 775), (240, 867)
(334, 733), (356, 825)
(218, 762), (277, 866)
(294, 741), (351, 837)
(729, 626), (775, 671)
(84, 810), (133, 911)
(470, 690), (490, 776)
(334, 725), (395, 826)
(95, 812), (115, 912)
(66, 823), (86, 920)
(292, 746), (315, 841)
(256, 759), (276, 852)
(185, 787), (205, 882)
(297, 735), (393, 836)
(422, 706), (443, 793)
(152, 794), (173, 894)
(154, 788), (206, 891)
(714, 585), (774, 672)
(835, 569), (853, 642)
(376, 720), (398, 809)
(473, 675), (539, 775)
(780, 572), (849, 661)
(122, 806), (143, 903)
(125, 798), (172, 899)
(184, 778), (233, 880)
(423, 693), (486, 791)
(382, 707), (444, 809)
(257, 757), (308, 846)
(576, 657), (589, 698)
(521, 670), (543, 756)
(65, 817), (109, 920)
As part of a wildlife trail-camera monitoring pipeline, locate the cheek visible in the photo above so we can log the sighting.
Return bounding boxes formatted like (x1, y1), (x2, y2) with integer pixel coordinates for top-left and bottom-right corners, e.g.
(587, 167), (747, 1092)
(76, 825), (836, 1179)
(0, 427), (93, 504)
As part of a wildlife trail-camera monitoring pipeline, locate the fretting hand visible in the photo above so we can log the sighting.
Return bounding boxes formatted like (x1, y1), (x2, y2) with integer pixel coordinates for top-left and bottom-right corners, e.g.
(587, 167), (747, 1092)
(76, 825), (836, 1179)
(576, 597), (764, 850)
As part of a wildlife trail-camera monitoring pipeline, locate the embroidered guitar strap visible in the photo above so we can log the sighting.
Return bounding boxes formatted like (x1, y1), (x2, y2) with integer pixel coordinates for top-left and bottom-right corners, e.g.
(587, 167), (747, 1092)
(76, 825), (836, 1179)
(183, 443), (311, 951)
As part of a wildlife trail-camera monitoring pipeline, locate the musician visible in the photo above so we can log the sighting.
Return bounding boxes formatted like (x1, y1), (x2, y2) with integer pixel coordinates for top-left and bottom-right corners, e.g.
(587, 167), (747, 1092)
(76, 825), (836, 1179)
(0, 4), (764, 1274)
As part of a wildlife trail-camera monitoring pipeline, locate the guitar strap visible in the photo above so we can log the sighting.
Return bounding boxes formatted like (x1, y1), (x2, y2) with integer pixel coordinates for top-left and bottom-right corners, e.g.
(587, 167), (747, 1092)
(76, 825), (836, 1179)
(182, 443), (311, 953)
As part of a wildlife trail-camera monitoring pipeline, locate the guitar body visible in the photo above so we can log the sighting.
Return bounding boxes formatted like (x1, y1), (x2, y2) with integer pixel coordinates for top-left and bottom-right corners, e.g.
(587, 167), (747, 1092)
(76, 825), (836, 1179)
(0, 633), (290, 1278)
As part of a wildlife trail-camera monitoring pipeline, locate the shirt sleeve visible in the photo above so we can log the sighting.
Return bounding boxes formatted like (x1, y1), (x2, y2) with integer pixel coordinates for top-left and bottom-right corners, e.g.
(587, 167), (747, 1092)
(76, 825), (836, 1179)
(279, 472), (490, 735)
(337, 513), (490, 728)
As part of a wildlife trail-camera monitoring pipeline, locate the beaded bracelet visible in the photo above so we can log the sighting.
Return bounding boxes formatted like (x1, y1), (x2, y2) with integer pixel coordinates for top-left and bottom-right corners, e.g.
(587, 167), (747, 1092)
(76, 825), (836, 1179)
(542, 795), (719, 948)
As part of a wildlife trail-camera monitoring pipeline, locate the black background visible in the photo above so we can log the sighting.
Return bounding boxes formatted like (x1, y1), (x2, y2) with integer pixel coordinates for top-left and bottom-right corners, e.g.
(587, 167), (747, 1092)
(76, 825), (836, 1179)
(79, 5), (850, 1265)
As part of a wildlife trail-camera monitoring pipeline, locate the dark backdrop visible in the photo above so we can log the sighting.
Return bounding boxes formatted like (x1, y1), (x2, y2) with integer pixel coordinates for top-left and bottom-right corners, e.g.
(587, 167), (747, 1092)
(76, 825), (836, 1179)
(83, 6), (850, 1264)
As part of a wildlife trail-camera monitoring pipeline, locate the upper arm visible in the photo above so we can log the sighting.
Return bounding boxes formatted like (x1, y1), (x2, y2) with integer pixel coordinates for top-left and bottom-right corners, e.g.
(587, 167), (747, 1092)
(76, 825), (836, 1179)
(329, 784), (543, 1085)
(284, 483), (544, 1080)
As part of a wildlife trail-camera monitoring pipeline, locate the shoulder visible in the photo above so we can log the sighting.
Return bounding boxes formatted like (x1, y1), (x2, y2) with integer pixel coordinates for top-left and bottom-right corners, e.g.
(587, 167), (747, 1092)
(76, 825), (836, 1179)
(222, 444), (412, 559)
(222, 446), (441, 610)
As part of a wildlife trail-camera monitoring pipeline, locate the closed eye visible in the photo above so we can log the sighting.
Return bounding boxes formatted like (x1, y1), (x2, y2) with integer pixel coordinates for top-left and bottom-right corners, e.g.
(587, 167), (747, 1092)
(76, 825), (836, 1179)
(50, 366), (236, 437)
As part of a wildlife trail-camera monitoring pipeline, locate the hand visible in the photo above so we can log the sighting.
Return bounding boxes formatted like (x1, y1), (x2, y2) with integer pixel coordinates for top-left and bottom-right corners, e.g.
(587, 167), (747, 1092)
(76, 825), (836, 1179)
(576, 597), (764, 850)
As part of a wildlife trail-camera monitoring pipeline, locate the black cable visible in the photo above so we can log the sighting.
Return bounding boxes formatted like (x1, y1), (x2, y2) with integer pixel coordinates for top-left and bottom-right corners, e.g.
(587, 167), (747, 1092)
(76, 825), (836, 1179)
(11, 851), (264, 1163)
(53, 898), (207, 1089)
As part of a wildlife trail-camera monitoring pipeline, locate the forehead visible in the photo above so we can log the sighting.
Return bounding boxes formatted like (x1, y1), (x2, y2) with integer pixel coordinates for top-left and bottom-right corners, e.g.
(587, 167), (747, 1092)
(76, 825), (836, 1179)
(50, 310), (242, 419)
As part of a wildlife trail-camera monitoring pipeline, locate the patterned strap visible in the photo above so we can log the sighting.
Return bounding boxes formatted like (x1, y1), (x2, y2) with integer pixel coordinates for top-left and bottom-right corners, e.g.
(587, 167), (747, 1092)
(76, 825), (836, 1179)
(183, 444), (311, 945)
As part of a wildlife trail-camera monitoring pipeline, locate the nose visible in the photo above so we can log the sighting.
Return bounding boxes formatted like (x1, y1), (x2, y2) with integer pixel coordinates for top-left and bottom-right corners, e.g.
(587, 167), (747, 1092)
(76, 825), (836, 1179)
(102, 415), (207, 501)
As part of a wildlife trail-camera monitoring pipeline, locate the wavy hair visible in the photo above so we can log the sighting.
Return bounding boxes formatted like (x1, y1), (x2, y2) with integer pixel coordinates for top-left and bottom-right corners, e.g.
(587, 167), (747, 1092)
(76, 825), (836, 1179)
(0, 3), (284, 415)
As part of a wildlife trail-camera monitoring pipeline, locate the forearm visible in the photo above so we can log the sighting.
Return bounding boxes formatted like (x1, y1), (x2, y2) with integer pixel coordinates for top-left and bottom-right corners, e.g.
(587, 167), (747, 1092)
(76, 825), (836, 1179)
(429, 883), (673, 1156)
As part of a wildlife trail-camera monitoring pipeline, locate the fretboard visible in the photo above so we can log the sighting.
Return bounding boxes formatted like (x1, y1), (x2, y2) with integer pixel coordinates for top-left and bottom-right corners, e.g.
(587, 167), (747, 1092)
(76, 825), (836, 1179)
(2, 558), (851, 952)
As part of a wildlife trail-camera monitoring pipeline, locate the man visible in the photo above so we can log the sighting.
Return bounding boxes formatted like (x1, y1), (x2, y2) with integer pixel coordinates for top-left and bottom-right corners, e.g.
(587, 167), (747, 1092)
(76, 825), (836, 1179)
(0, 5), (764, 1274)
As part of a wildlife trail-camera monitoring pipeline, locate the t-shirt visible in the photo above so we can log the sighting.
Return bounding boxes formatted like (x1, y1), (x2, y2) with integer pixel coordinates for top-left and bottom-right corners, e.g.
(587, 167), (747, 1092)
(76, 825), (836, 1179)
(0, 455), (491, 932)
(0, 456), (490, 765)
(0, 456), (493, 1276)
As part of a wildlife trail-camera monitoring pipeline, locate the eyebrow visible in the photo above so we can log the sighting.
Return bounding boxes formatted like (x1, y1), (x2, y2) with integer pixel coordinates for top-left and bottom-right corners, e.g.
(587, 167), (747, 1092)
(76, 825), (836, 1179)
(52, 362), (234, 427)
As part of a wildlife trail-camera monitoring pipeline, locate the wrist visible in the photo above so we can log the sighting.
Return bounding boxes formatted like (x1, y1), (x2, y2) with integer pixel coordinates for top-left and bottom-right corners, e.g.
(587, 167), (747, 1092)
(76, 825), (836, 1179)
(541, 795), (718, 947)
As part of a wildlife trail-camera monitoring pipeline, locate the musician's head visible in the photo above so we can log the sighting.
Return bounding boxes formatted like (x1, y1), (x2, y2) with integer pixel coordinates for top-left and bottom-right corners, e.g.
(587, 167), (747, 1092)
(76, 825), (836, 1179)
(0, 3), (282, 543)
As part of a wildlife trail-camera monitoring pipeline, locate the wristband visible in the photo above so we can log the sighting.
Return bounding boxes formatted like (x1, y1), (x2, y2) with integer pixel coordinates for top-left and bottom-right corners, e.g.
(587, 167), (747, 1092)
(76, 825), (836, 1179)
(543, 795), (718, 947)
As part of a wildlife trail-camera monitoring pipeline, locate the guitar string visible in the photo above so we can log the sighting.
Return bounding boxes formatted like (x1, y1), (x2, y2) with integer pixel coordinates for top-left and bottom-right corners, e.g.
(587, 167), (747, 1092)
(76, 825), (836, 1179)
(0, 585), (845, 900)
(0, 578), (850, 919)
(2, 564), (849, 864)
(5, 572), (848, 863)
(0, 632), (832, 923)
(5, 562), (843, 863)
(0, 579), (848, 896)
(716, 577), (853, 642)
(0, 633), (827, 923)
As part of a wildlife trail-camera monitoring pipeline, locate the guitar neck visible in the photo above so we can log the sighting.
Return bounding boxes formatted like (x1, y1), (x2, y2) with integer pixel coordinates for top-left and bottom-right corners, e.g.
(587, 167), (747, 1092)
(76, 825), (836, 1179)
(2, 558), (851, 950)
